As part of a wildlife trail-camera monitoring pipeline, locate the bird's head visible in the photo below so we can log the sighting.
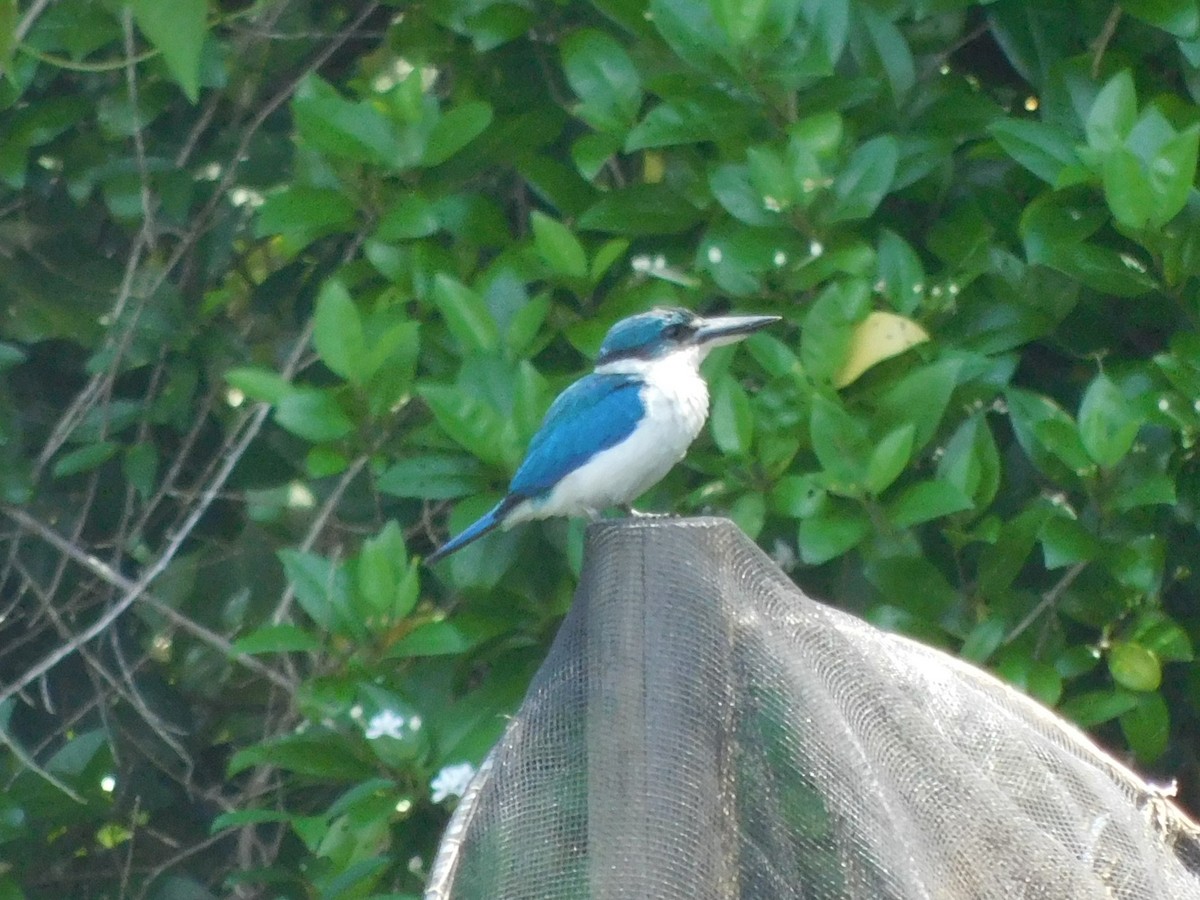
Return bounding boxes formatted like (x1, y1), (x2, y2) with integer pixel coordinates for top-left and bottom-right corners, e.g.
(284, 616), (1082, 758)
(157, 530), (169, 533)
(595, 307), (779, 370)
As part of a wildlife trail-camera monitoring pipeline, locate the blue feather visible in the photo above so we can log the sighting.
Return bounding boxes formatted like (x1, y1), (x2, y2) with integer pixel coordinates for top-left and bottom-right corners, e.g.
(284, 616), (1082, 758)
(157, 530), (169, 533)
(425, 500), (507, 563)
(510, 374), (643, 497)
(427, 375), (644, 562)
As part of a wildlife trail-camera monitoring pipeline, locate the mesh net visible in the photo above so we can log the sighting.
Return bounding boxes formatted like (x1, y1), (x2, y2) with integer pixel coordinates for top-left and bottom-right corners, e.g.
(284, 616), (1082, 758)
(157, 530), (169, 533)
(426, 517), (1200, 899)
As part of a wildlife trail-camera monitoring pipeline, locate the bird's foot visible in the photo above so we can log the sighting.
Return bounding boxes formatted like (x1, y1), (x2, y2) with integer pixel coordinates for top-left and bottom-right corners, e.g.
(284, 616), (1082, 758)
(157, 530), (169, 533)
(621, 505), (671, 519)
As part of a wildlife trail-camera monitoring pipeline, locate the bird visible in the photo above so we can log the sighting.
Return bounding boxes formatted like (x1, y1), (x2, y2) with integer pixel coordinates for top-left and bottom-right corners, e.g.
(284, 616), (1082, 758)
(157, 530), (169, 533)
(425, 307), (779, 563)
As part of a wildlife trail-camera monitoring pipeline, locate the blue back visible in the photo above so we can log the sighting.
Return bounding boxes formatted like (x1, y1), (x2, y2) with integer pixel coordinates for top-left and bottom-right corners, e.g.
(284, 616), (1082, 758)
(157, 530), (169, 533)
(509, 373), (644, 497)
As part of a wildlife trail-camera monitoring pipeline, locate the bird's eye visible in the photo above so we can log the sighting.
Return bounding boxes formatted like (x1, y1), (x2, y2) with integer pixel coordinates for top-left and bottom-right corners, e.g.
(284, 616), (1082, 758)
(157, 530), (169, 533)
(662, 323), (691, 341)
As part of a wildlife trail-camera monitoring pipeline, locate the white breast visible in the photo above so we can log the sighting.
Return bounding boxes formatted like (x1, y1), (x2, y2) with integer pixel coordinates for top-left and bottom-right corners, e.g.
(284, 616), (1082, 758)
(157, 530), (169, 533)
(508, 349), (710, 522)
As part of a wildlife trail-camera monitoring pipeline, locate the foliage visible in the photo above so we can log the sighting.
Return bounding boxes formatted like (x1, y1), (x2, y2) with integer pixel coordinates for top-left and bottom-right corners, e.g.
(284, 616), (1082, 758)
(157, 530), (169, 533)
(1, 0), (1199, 896)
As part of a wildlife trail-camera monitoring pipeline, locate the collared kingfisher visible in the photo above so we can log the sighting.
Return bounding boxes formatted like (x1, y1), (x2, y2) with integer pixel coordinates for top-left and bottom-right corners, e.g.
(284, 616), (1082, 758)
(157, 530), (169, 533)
(426, 307), (779, 562)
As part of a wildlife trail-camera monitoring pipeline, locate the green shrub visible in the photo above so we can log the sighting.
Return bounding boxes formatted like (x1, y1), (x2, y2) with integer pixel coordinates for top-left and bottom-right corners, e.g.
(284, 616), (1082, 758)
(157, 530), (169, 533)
(1, 0), (1198, 896)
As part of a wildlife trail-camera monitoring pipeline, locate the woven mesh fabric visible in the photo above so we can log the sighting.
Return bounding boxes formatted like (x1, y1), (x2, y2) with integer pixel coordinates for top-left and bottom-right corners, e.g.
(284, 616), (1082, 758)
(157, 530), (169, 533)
(426, 517), (1200, 899)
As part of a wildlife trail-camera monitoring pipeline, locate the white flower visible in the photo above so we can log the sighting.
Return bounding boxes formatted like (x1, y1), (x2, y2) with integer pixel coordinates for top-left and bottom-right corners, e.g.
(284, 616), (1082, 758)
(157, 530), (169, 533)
(365, 709), (407, 740)
(808, 240), (823, 258)
(772, 250), (787, 267)
(431, 762), (477, 803)
(706, 245), (723, 264)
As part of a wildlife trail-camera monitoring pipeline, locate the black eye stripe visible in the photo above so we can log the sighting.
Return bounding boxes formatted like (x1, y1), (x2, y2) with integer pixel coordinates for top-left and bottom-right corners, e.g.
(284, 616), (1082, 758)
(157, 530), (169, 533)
(663, 323), (693, 340)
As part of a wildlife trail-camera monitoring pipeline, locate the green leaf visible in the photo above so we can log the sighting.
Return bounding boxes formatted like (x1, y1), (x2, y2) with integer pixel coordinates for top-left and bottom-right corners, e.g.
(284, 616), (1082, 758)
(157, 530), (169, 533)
(728, 491), (766, 538)
(864, 422), (914, 495)
(1108, 641), (1162, 691)
(465, 3), (536, 50)
(711, 0), (770, 48)
(1130, 611), (1194, 662)
(211, 808), (294, 832)
(1122, 0), (1200, 37)
(809, 394), (870, 487)
(1005, 387), (1094, 478)
(131, 0), (208, 102)
(977, 503), (1052, 597)
(866, 554), (958, 618)
(856, 5), (915, 100)
(1085, 70), (1137, 153)
(375, 193), (440, 240)
(771, 474), (825, 518)
(530, 211), (588, 278)
(275, 389), (354, 443)
(800, 279), (871, 384)
(231, 624), (321, 655)
(798, 500), (870, 565)
(936, 415), (1000, 509)
(1039, 514), (1100, 568)
(0, 341), (26, 371)
(648, 0), (728, 74)
(1056, 645), (1102, 678)
(989, 119), (1078, 184)
(419, 384), (510, 467)
(255, 187), (356, 241)
(960, 617), (1008, 663)
(590, 238), (631, 283)
(746, 145), (793, 210)
(886, 479), (973, 528)
(377, 454), (486, 500)
(385, 618), (502, 658)
(1060, 688), (1140, 727)
(710, 375), (753, 456)
(996, 653), (1063, 706)
(874, 358), (962, 452)
(356, 522), (419, 622)
(123, 443), (158, 500)
(828, 135), (898, 222)
(561, 30), (642, 135)
(1107, 534), (1164, 595)
(1146, 124), (1200, 227)
(364, 320), (420, 407)
(431, 274), (499, 354)
(225, 367), (290, 403)
(710, 163), (780, 226)
(277, 549), (351, 635)
(228, 733), (372, 780)
(572, 131), (621, 180)
(423, 101), (493, 166)
(577, 184), (705, 234)
(1120, 693), (1170, 764)
(293, 76), (407, 167)
(1103, 146), (1156, 231)
(1077, 373), (1141, 468)
(626, 96), (748, 151)
(52, 441), (119, 478)
(313, 280), (368, 385)
(875, 228), (925, 314)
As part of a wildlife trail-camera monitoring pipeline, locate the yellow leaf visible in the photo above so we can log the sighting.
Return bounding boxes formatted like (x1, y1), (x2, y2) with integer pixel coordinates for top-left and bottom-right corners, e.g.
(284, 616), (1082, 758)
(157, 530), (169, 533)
(643, 151), (666, 183)
(834, 311), (929, 388)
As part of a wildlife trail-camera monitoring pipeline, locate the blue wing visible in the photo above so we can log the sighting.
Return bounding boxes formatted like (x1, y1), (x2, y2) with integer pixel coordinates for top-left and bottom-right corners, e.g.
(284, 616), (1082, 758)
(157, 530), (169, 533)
(509, 373), (644, 498)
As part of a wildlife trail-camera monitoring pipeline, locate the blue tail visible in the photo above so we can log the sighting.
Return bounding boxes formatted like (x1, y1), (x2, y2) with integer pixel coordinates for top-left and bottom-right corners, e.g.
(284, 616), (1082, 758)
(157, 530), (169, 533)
(426, 500), (507, 564)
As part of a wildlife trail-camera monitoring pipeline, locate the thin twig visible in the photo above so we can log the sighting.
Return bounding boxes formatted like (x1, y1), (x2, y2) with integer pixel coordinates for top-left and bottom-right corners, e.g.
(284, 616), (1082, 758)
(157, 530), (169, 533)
(1002, 561), (1088, 646)
(0, 714), (85, 803)
(12, 0), (53, 46)
(122, 8), (157, 244)
(271, 453), (369, 625)
(1091, 6), (1122, 78)
(1, 501), (298, 697)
